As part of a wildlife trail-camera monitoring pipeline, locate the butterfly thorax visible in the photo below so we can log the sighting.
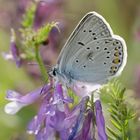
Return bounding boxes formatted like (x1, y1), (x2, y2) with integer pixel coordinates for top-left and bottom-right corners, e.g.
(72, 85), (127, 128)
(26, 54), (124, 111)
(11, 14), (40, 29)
(50, 66), (73, 87)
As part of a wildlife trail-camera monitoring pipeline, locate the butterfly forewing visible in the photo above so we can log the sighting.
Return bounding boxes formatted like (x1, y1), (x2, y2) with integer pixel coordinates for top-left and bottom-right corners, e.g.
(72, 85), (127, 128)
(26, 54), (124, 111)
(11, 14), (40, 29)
(58, 12), (113, 74)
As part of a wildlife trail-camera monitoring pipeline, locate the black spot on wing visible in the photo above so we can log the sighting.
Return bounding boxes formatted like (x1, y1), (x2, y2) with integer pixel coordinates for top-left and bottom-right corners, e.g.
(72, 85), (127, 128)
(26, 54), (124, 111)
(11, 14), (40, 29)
(78, 41), (85, 46)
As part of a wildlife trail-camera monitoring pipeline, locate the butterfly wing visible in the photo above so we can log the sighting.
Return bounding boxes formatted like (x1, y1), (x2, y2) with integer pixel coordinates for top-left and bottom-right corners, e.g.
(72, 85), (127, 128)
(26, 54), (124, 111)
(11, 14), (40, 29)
(57, 12), (113, 74)
(55, 12), (127, 85)
(64, 37), (127, 84)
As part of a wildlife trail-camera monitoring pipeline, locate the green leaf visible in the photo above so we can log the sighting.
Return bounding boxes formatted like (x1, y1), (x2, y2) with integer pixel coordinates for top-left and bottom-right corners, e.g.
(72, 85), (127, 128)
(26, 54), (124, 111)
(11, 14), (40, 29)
(108, 135), (116, 140)
(108, 108), (119, 118)
(107, 127), (120, 139)
(110, 119), (122, 131)
(110, 114), (122, 130)
(110, 103), (118, 111)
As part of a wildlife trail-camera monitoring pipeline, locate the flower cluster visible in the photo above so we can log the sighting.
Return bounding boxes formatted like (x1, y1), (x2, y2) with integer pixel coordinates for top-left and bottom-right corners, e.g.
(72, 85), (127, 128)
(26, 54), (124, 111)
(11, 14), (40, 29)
(5, 79), (107, 140)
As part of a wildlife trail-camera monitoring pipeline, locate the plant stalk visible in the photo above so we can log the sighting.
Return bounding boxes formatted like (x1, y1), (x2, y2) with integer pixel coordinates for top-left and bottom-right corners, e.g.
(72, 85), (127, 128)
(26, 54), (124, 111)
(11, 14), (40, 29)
(35, 46), (48, 82)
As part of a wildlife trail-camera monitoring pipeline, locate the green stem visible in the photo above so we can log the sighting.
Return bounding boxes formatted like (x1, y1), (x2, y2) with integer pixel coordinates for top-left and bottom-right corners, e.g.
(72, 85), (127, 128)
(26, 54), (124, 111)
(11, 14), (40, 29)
(122, 124), (126, 140)
(35, 46), (48, 82)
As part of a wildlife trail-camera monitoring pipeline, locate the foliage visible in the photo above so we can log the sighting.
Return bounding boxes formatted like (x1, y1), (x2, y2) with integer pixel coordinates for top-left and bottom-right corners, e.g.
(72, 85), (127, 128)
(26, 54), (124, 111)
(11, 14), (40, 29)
(105, 80), (136, 140)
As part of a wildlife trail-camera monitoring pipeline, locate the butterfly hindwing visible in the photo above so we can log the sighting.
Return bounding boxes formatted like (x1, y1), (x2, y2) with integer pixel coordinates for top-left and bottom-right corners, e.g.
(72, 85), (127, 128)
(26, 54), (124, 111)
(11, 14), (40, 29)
(64, 37), (127, 84)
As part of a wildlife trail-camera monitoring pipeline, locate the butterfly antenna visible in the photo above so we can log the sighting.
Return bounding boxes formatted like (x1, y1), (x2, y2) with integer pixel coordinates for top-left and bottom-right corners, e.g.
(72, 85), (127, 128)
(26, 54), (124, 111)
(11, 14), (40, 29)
(28, 62), (52, 73)
(28, 62), (52, 68)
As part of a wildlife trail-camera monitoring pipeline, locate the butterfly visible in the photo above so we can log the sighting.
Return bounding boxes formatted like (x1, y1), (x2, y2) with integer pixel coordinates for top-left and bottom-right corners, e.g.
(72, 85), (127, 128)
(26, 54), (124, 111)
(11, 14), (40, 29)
(50, 12), (127, 92)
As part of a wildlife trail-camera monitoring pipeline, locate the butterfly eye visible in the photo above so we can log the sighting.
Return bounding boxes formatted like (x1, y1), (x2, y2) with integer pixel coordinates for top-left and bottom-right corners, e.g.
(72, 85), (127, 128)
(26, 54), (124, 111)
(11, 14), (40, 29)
(89, 30), (92, 32)
(52, 69), (56, 76)
(93, 37), (97, 40)
(92, 33), (96, 35)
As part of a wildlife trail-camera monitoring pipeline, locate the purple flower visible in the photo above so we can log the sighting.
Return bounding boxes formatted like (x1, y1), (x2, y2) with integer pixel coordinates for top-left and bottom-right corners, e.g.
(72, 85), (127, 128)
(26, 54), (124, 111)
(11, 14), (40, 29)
(95, 100), (108, 140)
(5, 83), (52, 114)
(27, 87), (89, 140)
(72, 109), (95, 140)
(2, 29), (22, 67)
(5, 80), (108, 140)
(4, 81), (90, 139)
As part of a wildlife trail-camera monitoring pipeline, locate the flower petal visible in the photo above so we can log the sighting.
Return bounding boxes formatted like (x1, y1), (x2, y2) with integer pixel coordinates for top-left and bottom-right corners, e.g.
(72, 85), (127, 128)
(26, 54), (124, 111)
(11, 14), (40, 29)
(67, 96), (89, 140)
(10, 29), (22, 67)
(6, 90), (21, 101)
(72, 81), (101, 97)
(81, 110), (94, 140)
(73, 110), (95, 140)
(49, 110), (66, 131)
(27, 94), (52, 135)
(95, 100), (108, 140)
(63, 96), (89, 130)
(6, 84), (51, 104)
(68, 111), (84, 140)
(4, 101), (26, 114)
(1, 52), (13, 60)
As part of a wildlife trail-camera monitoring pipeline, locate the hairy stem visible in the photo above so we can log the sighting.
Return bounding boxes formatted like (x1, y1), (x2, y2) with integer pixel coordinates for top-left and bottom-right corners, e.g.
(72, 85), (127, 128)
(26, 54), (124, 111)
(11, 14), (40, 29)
(35, 46), (48, 82)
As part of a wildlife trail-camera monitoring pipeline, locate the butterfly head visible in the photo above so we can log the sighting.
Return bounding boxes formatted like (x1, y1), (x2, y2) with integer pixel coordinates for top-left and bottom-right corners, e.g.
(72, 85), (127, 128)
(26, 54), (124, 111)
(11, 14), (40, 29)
(49, 66), (58, 78)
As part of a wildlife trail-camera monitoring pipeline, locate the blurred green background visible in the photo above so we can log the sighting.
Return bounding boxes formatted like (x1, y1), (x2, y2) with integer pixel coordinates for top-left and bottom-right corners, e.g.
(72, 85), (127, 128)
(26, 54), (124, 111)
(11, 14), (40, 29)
(0, 0), (140, 139)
